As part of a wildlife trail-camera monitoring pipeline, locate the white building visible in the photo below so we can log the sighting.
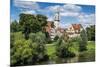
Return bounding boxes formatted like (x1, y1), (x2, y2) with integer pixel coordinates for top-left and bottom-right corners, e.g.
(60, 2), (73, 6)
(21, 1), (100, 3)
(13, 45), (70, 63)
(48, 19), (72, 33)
(66, 24), (82, 38)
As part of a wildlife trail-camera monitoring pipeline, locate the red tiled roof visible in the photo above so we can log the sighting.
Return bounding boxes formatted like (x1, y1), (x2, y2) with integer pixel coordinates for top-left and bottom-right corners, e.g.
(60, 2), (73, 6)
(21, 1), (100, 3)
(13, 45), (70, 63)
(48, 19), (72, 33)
(72, 24), (81, 30)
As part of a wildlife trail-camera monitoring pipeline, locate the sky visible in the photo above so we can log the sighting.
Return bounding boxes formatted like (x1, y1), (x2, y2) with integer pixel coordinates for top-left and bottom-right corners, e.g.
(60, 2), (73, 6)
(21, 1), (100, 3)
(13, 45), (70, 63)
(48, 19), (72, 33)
(10, 0), (95, 28)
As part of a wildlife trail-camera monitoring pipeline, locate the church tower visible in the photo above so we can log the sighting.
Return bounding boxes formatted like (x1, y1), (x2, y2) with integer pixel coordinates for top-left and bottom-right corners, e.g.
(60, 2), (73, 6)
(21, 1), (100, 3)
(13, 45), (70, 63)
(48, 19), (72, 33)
(49, 8), (60, 40)
(54, 10), (60, 29)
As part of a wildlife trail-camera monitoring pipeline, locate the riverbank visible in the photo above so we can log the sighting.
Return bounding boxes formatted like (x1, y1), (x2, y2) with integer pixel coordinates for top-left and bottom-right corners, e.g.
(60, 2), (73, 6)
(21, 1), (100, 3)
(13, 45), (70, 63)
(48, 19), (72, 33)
(45, 41), (95, 64)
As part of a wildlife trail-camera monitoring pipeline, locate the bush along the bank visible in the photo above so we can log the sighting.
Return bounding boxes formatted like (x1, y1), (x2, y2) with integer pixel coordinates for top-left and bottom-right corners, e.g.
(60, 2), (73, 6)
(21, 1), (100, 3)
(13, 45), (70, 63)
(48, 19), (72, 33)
(11, 39), (33, 66)
(55, 32), (75, 58)
(11, 32), (49, 66)
(33, 32), (49, 62)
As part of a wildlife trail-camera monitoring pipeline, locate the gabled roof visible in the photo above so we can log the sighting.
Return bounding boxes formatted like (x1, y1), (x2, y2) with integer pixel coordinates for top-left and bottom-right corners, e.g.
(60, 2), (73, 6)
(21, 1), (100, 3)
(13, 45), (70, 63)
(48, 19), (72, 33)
(72, 24), (82, 30)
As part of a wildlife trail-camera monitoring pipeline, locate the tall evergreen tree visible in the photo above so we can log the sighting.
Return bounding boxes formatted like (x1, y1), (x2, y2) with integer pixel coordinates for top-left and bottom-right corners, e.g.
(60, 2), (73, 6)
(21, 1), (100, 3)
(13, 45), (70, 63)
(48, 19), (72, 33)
(79, 29), (87, 51)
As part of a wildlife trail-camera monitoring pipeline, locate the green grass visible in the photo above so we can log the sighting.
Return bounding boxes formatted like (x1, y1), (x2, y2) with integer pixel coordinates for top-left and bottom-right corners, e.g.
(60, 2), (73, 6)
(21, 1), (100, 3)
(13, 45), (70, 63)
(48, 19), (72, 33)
(87, 41), (95, 50)
(46, 43), (56, 56)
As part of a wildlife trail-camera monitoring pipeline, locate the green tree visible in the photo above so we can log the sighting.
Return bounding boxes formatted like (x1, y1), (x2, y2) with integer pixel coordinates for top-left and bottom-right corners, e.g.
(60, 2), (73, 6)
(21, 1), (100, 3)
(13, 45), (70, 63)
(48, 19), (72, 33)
(11, 33), (39, 65)
(10, 33), (15, 48)
(79, 29), (87, 51)
(10, 32), (33, 65)
(86, 25), (95, 41)
(56, 37), (67, 58)
(56, 32), (75, 58)
(29, 33), (36, 42)
(29, 32), (49, 61)
(19, 13), (47, 39)
(10, 20), (19, 32)
(10, 32), (24, 48)
(34, 32), (48, 61)
(54, 35), (59, 41)
(11, 39), (33, 65)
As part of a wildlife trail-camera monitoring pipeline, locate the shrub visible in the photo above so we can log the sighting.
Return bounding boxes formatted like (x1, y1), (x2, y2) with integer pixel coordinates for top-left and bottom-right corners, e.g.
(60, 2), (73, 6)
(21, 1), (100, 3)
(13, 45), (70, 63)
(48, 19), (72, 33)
(56, 35), (75, 58)
(54, 35), (59, 41)
(29, 32), (49, 61)
(34, 32), (49, 61)
(10, 32), (24, 48)
(86, 25), (95, 41)
(29, 33), (36, 42)
(11, 32), (49, 66)
(11, 39), (33, 65)
(44, 32), (52, 43)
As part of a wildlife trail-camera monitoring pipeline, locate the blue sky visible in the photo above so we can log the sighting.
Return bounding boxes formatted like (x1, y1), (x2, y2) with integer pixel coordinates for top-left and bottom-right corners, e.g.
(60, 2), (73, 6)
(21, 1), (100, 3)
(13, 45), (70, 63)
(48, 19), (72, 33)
(11, 0), (95, 28)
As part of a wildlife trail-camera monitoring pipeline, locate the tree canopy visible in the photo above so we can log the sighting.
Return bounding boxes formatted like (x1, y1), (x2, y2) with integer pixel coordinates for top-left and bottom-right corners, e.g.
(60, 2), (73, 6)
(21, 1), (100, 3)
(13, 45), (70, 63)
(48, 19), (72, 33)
(19, 13), (47, 39)
(86, 25), (95, 41)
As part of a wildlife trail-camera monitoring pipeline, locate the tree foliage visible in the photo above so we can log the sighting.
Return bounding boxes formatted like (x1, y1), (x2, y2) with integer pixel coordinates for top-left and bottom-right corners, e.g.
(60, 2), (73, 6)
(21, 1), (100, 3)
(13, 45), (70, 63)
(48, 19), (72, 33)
(10, 20), (19, 32)
(11, 39), (34, 65)
(10, 32), (33, 65)
(56, 32), (75, 58)
(11, 32), (49, 66)
(86, 25), (95, 41)
(79, 29), (87, 51)
(34, 32), (47, 60)
(19, 13), (47, 39)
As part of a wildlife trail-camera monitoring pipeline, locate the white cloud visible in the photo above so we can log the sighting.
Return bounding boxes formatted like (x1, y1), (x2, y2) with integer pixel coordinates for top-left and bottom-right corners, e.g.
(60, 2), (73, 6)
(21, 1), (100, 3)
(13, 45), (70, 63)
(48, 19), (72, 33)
(60, 4), (81, 17)
(21, 10), (36, 14)
(13, 0), (40, 15)
(14, 0), (39, 10)
(77, 13), (95, 28)
(63, 4), (82, 12)
(60, 11), (80, 17)
(45, 4), (82, 18)
(47, 4), (82, 12)
(48, 5), (61, 12)
(78, 13), (95, 24)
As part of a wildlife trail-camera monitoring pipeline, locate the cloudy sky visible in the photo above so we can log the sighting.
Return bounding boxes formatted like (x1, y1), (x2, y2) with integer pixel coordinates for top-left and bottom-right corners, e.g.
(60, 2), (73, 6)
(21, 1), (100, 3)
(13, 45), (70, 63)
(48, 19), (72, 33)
(11, 0), (95, 28)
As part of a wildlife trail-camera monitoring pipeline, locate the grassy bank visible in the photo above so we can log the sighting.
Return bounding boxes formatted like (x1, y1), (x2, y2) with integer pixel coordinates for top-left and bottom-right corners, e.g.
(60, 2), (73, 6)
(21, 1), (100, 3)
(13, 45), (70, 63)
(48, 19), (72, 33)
(46, 41), (95, 60)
